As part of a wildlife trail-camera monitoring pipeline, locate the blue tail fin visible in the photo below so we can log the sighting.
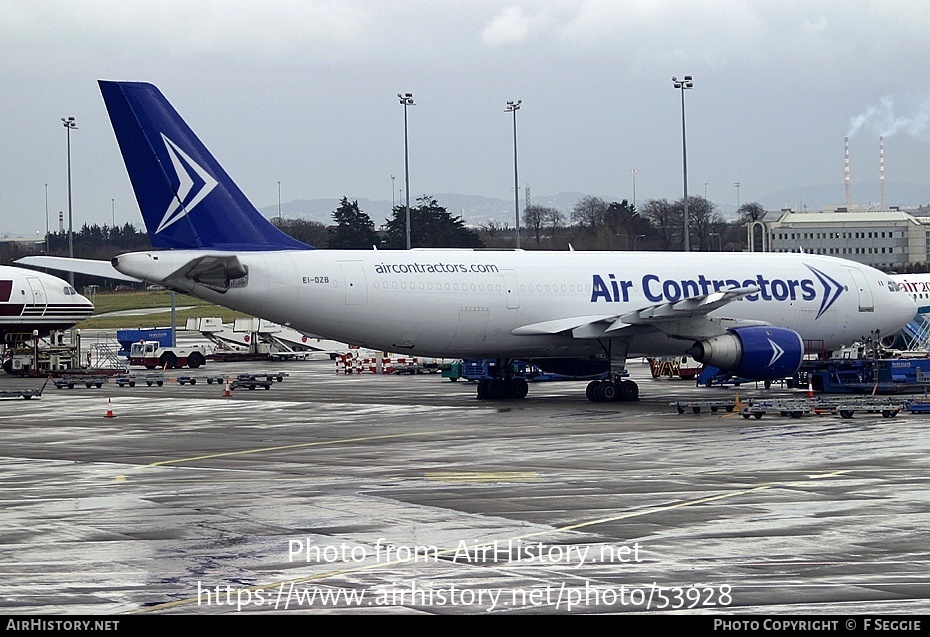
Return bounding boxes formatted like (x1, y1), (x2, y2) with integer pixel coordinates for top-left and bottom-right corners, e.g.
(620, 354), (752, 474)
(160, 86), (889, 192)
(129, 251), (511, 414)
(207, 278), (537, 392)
(99, 81), (311, 251)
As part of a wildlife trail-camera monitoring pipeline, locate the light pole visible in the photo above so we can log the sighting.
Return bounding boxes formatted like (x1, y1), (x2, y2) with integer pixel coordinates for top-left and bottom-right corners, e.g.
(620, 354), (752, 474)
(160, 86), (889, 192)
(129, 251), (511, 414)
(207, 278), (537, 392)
(277, 181), (282, 219)
(398, 92), (415, 249)
(709, 232), (722, 251)
(505, 99), (522, 249)
(671, 76), (693, 252)
(62, 116), (77, 284)
(44, 183), (49, 254)
(734, 182), (740, 211)
(633, 233), (646, 250)
(391, 175), (396, 211)
(111, 198), (115, 228)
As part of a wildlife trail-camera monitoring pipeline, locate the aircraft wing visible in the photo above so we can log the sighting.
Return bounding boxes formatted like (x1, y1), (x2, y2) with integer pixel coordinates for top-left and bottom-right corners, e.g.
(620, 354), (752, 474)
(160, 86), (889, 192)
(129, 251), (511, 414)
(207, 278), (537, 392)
(512, 286), (763, 340)
(613, 286), (759, 328)
(15, 256), (142, 282)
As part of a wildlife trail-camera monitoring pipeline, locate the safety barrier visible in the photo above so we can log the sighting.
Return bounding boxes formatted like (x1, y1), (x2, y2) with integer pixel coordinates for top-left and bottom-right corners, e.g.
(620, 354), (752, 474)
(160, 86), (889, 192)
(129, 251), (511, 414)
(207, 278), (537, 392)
(335, 352), (419, 374)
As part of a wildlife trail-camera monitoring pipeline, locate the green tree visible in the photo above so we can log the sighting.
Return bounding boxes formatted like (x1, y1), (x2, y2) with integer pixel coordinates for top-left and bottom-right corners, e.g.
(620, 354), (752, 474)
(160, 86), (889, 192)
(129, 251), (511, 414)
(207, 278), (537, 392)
(383, 196), (483, 249)
(327, 197), (379, 249)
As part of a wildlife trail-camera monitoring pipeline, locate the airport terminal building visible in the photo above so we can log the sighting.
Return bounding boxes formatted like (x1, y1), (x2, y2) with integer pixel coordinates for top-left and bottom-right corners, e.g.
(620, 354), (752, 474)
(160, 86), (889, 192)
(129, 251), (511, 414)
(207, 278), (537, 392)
(747, 205), (930, 271)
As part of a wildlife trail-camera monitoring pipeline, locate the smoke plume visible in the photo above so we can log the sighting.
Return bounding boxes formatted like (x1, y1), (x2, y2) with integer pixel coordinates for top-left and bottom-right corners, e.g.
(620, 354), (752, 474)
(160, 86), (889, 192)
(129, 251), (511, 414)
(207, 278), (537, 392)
(848, 94), (930, 139)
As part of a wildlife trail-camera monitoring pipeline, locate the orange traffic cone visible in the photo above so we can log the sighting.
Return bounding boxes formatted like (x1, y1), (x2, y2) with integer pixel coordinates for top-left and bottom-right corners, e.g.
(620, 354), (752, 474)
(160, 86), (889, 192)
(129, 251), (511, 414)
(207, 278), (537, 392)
(224, 378), (231, 397)
(105, 397), (115, 418)
(807, 376), (815, 399)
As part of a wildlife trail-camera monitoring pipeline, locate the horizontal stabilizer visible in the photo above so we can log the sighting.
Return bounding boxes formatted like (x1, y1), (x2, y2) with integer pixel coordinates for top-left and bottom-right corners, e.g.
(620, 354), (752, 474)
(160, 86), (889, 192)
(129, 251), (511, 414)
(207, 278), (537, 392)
(15, 256), (142, 282)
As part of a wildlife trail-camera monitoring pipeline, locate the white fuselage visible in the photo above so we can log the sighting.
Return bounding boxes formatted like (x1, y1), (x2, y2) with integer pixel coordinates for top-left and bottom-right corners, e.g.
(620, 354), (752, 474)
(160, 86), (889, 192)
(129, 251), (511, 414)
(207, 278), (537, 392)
(113, 249), (916, 361)
(890, 272), (930, 315)
(0, 266), (94, 338)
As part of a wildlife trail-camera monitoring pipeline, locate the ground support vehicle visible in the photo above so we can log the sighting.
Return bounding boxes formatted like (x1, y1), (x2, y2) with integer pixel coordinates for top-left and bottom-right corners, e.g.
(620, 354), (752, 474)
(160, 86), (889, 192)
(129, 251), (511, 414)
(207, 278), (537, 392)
(230, 374), (272, 390)
(176, 373), (227, 386)
(114, 372), (167, 387)
(738, 396), (906, 419)
(670, 399), (738, 414)
(649, 356), (701, 380)
(794, 356), (930, 394)
(0, 377), (48, 399)
(129, 341), (208, 369)
(53, 374), (112, 389)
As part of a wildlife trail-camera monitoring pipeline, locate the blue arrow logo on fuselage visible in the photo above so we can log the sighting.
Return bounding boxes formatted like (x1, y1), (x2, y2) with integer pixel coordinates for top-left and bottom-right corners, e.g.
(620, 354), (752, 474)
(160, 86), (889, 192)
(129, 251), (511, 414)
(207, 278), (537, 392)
(805, 265), (844, 319)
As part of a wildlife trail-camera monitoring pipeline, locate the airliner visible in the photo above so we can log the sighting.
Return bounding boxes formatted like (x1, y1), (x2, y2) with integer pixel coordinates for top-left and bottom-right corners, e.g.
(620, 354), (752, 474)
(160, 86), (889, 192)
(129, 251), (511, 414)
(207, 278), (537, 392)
(0, 265), (94, 339)
(890, 272), (930, 315)
(23, 81), (919, 402)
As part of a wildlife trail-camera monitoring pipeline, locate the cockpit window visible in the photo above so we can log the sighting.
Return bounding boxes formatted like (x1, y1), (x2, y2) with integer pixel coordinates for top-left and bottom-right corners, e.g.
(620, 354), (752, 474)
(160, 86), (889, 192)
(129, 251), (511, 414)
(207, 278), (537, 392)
(887, 281), (901, 292)
(63, 286), (77, 296)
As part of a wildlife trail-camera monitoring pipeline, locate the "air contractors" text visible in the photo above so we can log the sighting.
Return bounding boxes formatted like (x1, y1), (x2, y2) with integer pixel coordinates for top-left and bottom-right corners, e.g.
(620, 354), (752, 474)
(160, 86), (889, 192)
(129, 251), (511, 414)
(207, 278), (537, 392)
(591, 273), (818, 304)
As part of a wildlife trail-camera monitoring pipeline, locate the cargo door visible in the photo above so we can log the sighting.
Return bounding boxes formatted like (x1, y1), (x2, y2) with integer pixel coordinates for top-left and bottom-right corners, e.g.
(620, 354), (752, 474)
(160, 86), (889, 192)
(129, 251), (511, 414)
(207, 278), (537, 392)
(338, 262), (368, 305)
(847, 268), (874, 312)
(25, 277), (47, 316)
(502, 272), (520, 309)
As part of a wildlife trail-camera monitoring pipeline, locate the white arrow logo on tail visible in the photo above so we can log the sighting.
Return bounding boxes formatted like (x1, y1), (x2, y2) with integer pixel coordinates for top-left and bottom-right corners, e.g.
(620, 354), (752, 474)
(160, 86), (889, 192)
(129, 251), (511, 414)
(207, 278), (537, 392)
(156, 134), (218, 234)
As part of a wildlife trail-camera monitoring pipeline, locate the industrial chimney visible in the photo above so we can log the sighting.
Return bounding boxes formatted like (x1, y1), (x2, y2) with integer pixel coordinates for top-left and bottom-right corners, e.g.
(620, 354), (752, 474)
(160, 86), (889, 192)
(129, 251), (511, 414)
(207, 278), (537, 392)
(844, 136), (851, 206)
(880, 136), (885, 209)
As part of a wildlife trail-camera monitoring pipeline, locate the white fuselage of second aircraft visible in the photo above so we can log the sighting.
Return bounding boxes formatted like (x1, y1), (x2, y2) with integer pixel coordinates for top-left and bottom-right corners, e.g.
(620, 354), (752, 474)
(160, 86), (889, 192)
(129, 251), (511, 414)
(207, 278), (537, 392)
(112, 248), (914, 359)
(890, 272), (930, 315)
(0, 266), (94, 338)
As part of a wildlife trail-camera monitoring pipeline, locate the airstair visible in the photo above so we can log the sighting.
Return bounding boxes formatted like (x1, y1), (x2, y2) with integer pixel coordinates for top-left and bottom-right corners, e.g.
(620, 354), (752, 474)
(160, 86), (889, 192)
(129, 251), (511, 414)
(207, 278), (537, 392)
(897, 314), (930, 352)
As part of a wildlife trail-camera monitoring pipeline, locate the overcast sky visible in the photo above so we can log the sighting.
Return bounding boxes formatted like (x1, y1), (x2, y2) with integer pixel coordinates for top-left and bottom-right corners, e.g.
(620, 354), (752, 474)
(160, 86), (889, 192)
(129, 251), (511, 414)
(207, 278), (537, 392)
(2, 0), (929, 236)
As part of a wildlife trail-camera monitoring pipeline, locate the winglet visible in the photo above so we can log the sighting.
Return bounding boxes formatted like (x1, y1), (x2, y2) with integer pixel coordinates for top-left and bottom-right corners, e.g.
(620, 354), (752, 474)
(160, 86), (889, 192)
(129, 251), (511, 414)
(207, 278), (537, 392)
(99, 81), (311, 251)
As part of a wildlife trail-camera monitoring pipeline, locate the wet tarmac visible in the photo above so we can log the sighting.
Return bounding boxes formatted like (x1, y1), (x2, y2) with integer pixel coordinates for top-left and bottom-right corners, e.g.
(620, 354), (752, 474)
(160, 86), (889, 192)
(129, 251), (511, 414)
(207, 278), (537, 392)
(1, 358), (928, 615)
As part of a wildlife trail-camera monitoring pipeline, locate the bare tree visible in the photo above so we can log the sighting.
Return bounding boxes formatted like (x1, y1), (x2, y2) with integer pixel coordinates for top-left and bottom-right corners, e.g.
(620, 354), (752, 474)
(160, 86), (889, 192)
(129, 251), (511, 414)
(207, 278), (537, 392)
(642, 198), (679, 250)
(570, 196), (608, 229)
(523, 204), (560, 244)
(685, 196), (724, 251)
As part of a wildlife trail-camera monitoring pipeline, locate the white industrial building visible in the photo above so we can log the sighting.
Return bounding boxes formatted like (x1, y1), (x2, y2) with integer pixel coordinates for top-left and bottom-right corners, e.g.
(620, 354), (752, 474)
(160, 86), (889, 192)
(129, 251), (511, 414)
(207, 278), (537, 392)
(747, 205), (930, 271)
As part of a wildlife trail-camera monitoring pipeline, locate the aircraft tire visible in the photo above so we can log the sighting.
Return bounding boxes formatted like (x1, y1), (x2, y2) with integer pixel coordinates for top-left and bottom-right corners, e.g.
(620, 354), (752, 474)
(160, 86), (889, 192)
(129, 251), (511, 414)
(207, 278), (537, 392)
(596, 381), (618, 402)
(476, 379), (490, 400)
(508, 378), (529, 399)
(488, 379), (508, 400)
(618, 380), (639, 402)
(585, 381), (601, 402)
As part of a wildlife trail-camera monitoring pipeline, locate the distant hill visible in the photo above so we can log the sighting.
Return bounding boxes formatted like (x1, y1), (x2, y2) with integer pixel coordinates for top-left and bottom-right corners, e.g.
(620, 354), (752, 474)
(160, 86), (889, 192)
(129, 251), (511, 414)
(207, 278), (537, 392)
(759, 181), (930, 212)
(259, 182), (930, 228)
(260, 192), (594, 229)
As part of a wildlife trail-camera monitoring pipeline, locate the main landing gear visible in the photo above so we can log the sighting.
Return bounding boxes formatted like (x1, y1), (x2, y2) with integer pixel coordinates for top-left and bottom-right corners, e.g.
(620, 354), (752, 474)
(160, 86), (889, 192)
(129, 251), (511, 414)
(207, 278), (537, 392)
(584, 337), (639, 403)
(585, 378), (639, 402)
(475, 377), (529, 400)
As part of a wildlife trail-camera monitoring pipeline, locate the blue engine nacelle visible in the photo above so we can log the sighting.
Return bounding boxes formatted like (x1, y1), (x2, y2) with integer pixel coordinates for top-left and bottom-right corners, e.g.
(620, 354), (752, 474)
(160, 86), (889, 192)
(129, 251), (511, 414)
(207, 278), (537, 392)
(686, 326), (804, 381)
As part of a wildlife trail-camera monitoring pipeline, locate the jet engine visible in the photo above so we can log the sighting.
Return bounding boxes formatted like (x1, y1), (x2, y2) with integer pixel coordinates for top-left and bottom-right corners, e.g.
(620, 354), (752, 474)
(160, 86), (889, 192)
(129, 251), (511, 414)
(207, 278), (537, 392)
(686, 326), (803, 381)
